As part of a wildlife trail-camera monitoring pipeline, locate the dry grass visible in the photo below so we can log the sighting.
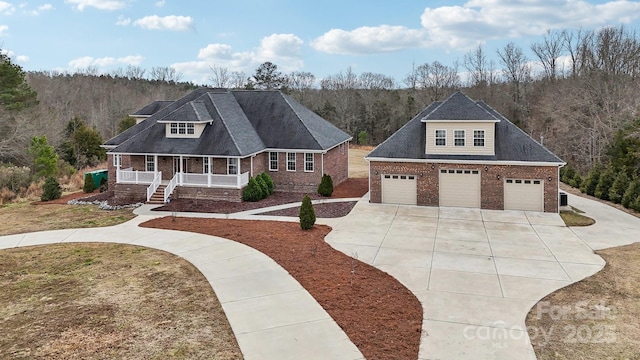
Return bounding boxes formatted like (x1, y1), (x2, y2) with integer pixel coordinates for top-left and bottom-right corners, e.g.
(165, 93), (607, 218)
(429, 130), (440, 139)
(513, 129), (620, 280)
(560, 210), (596, 226)
(60, 163), (109, 193)
(0, 201), (136, 236)
(0, 243), (242, 359)
(349, 146), (372, 178)
(526, 242), (640, 359)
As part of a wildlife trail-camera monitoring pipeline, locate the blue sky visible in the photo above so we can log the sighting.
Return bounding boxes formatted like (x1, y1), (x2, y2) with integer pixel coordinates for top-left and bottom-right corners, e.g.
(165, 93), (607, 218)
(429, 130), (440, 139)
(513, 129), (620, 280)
(1, 0), (640, 85)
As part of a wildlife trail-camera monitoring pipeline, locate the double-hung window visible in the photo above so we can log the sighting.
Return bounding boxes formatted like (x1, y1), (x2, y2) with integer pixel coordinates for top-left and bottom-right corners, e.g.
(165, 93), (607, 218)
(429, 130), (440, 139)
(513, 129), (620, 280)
(170, 123), (178, 134)
(178, 123), (186, 134)
(187, 123), (195, 135)
(454, 130), (465, 147)
(269, 152), (278, 171)
(113, 154), (122, 167)
(203, 157), (210, 173)
(287, 152), (296, 171)
(304, 153), (314, 172)
(145, 155), (155, 172)
(474, 130), (485, 147)
(227, 158), (238, 175)
(435, 130), (446, 146)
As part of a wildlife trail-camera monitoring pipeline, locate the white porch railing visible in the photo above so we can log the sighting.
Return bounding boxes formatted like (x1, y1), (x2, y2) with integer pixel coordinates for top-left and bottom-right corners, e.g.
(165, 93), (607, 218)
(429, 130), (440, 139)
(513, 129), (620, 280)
(146, 171), (162, 202)
(180, 171), (250, 188)
(117, 169), (157, 184)
(164, 173), (179, 203)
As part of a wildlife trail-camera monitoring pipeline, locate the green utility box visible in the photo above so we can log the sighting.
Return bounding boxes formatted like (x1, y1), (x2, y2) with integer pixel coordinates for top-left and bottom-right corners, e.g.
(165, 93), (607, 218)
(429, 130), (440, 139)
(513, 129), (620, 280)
(85, 169), (108, 190)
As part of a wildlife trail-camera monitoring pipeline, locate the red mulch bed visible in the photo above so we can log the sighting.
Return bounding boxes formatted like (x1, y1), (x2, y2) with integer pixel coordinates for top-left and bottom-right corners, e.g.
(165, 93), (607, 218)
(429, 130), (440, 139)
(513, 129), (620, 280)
(259, 201), (358, 218)
(140, 218), (422, 360)
(153, 178), (369, 214)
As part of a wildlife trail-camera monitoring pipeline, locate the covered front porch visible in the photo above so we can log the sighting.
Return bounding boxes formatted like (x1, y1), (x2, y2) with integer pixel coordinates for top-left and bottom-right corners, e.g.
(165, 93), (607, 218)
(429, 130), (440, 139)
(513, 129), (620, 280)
(113, 154), (250, 203)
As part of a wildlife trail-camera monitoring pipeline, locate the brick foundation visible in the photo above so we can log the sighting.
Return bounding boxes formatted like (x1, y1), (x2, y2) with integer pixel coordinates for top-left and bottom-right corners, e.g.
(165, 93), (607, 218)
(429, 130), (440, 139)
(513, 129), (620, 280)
(369, 161), (559, 212)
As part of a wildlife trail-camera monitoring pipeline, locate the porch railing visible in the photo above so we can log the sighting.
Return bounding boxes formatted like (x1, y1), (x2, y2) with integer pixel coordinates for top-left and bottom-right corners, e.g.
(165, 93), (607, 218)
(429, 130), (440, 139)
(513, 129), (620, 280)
(180, 171), (250, 188)
(117, 169), (157, 184)
(164, 173), (179, 203)
(146, 171), (162, 202)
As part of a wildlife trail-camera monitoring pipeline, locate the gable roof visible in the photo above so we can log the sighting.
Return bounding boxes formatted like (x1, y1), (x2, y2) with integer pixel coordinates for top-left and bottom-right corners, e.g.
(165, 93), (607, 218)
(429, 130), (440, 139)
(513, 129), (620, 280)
(367, 91), (563, 164)
(422, 91), (500, 121)
(104, 88), (351, 156)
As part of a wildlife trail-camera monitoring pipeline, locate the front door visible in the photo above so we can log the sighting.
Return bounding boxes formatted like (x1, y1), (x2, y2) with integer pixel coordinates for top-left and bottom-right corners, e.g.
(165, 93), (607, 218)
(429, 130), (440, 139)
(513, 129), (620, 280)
(173, 157), (188, 176)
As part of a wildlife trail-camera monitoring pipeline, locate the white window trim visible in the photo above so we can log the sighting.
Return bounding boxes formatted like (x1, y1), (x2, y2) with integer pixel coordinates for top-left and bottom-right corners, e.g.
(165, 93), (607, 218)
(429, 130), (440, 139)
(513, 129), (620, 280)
(178, 123), (186, 135)
(145, 155), (155, 172)
(435, 129), (446, 146)
(203, 157), (210, 174)
(170, 123), (178, 134)
(454, 129), (465, 147)
(187, 123), (195, 135)
(227, 158), (238, 175)
(473, 129), (485, 147)
(304, 153), (314, 172)
(287, 152), (296, 172)
(269, 152), (278, 171)
(113, 154), (121, 167)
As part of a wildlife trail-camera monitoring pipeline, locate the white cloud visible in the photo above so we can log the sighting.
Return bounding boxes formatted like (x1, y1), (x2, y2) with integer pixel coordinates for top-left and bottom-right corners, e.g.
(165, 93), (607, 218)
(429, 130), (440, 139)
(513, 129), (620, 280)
(0, 1), (15, 14)
(133, 15), (193, 31)
(312, 0), (640, 54)
(0, 49), (27, 62)
(155, 0), (165, 7)
(116, 15), (131, 26)
(27, 4), (54, 16)
(16, 55), (29, 62)
(0, 25), (8, 36)
(172, 33), (305, 84)
(65, 0), (126, 11)
(68, 55), (144, 69)
(311, 25), (427, 55)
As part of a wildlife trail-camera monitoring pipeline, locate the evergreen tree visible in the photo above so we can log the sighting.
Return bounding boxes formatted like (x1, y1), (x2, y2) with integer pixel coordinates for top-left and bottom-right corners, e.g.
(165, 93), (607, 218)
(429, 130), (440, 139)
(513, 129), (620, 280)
(317, 174), (334, 197)
(608, 171), (630, 204)
(83, 173), (95, 193)
(242, 177), (263, 202)
(299, 195), (316, 230)
(28, 135), (58, 179)
(41, 176), (62, 201)
(580, 165), (601, 196)
(252, 62), (284, 90)
(594, 167), (615, 200)
(0, 51), (38, 111)
(260, 172), (274, 195)
(255, 175), (269, 199)
(118, 116), (136, 134)
(622, 179), (640, 208)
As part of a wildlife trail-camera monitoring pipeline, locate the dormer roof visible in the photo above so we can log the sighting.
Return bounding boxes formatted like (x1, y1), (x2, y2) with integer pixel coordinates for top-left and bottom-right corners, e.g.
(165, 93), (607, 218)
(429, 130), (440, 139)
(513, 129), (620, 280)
(421, 91), (500, 122)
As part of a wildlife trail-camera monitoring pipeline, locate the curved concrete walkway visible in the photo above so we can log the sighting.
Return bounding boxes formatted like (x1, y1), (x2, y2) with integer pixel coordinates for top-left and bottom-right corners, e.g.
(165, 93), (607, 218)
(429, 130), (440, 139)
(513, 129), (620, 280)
(0, 214), (364, 360)
(325, 193), (640, 359)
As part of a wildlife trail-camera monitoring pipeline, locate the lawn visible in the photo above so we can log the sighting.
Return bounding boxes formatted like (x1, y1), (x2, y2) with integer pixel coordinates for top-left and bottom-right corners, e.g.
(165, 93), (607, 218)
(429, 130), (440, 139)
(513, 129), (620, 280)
(349, 146), (371, 178)
(0, 243), (242, 359)
(526, 242), (640, 359)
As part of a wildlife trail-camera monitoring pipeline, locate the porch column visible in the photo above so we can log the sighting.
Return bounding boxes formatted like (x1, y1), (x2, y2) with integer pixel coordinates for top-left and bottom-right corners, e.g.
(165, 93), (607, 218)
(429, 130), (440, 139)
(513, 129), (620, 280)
(207, 156), (212, 187)
(179, 155), (183, 185)
(154, 155), (158, 174)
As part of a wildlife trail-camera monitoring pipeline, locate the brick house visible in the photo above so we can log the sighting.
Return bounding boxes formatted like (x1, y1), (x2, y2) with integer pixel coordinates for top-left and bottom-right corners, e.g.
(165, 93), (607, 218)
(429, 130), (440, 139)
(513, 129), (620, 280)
(366, 91), (564, 212)
(102, 88), (351, 203)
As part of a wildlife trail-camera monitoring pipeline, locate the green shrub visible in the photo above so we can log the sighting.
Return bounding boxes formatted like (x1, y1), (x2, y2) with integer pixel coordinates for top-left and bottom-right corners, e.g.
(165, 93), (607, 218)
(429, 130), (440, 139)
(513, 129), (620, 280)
(242, 177), (263, 202)
(255, 175), (269, 199)
(569, 173), (583, 188)
(560, 165), (576, 184)
(299, 195), (316, 230)
(41, 176), (62, 201)
(594, 167), (615, 200)
(260, 172), (274, 195)
(83, 173), (95, 193)
(630, 195), (640, 212)
(317, 174), (334, 197)
(580, 165), (601, 196)
(622, 179), (640, 208)
(608, 171), (629, 204)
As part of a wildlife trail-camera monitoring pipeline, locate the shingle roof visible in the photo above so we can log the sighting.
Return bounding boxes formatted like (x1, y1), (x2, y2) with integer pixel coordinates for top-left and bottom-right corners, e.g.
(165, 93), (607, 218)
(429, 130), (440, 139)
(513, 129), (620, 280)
(422, 91), (500, 121)
(368, 91), (563, 164)
(131, 100), (173, 116)
(104, 88), (351, 156)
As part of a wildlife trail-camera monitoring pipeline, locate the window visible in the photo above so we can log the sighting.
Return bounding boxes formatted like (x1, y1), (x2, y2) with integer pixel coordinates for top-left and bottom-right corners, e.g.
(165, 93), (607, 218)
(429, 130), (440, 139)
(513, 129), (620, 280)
(187, 123), (195, 135)
(227, 158), (238, 175)
(435, 130), (446, 146)
(113, 154), (121, 167)
(146, 155), (155, 172)
(170, 123), (178, 134)
(269, 152), (278, 171)
(454, 130), (465, 146)
(304, 153), (314, 172)
(178, 123), (186, 134)
(203, 157), (210, 173)
(474, 130), (485, 147)
(287, 152), (296, 171)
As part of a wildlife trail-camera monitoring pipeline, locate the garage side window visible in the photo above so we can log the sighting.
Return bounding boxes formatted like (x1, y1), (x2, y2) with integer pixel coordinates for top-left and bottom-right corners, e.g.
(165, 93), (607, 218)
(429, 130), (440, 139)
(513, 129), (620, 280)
(287, 152), (296, 171)
(435, 130), (446, 146)
(474, 130), (485, 147)
(454, 130), (465, 146)
(269, 152), (278, 171)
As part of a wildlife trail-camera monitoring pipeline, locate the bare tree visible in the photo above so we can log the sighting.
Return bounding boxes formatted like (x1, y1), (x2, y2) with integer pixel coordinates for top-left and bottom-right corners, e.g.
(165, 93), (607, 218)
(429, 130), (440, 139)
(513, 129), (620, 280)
(497, 42), (531, 126)
(464, 44), (492, 88)
(286, 71), (316, 91)
(229, 71), (247, 89)
(125, 65), (146, 80)
(531, 29), (564, 81)
(209, 65), (231, 88)
(414, 61), (460, 102)
(359, 72), (395, 90)
(149, 66), (183, 83)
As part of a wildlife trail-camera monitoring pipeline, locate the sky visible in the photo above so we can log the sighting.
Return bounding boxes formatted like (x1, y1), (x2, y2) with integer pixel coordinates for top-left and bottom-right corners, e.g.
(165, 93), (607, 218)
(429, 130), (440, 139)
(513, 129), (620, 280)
(1, 0), (640, 85)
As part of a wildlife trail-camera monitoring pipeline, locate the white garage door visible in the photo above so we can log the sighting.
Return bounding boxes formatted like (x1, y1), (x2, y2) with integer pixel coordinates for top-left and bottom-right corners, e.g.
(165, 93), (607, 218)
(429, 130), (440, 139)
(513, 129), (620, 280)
(504, 179), (544, 211)
(439, 169), (481, 208)
(382, 174), (417, 205)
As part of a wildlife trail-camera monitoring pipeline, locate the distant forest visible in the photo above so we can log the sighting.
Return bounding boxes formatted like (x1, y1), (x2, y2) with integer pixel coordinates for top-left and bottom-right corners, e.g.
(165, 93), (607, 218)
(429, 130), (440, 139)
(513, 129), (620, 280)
(2, 25), (639, 176)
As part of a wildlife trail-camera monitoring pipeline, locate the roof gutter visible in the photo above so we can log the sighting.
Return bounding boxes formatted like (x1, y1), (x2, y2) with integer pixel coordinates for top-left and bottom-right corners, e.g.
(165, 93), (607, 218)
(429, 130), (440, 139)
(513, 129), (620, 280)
(365, 156), (566, 167)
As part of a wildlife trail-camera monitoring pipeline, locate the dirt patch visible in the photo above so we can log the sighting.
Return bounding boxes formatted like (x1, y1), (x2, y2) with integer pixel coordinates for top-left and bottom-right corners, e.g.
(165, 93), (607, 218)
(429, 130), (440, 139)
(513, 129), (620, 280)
(0, 243), (241, 359)
(349, 147), (371, 178)
(141, 218), (423, 360)
(153, 178), (369, 214)
(526, 242), (640, 359)
(258, 201), (357, 218)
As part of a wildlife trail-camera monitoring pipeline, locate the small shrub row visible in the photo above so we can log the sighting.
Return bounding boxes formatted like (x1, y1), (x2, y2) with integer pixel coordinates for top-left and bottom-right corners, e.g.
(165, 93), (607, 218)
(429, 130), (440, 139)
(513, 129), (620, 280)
(242, 172), (274, 202)
(564, 164), (640, 212)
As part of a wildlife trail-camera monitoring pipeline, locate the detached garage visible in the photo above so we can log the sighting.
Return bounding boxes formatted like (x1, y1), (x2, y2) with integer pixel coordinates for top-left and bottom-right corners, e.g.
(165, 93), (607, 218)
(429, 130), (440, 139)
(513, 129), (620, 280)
(504, 179), (544, 212)
(382, 174), (417, 205)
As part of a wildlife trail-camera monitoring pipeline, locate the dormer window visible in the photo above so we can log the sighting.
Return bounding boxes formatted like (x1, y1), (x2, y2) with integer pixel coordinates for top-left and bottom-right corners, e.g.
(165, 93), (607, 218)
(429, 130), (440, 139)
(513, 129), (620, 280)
(474, 130), (485, 147)
(435, 130), (446, 146)
(170, 122), (195, 135)
(454, 130), (465, 146)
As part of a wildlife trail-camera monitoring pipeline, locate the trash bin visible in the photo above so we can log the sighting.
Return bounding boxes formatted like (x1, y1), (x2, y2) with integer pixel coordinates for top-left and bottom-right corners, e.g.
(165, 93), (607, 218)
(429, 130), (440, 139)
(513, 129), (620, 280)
(559, 191), (568, 207)
(85, 169), (108, 190)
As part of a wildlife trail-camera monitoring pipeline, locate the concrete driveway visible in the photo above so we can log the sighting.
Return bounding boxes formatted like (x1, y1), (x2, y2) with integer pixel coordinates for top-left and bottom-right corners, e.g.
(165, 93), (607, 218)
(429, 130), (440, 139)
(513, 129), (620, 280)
(326, 194), (634, 360)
